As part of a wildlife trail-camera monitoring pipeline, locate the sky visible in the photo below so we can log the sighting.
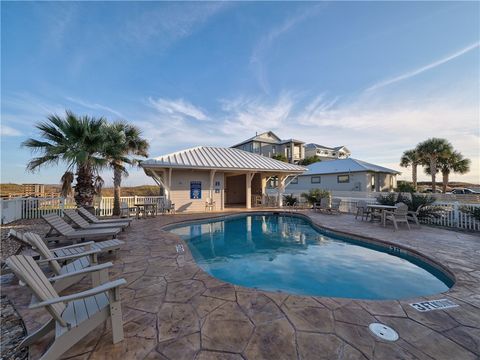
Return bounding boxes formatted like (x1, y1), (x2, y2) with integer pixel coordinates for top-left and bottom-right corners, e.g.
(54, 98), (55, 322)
(1, 1), (479, 187)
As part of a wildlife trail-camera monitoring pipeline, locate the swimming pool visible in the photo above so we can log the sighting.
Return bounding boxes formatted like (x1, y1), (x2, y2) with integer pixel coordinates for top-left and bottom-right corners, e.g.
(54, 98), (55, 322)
(168, 214), (453, 300)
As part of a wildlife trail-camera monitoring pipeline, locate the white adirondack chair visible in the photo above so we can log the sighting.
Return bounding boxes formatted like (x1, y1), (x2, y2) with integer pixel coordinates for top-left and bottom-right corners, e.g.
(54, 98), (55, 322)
(384, 202), (411, 231)
(407, 205), (424, 227)
(6, 255), (125, 360)
(15, 231), (111, 292)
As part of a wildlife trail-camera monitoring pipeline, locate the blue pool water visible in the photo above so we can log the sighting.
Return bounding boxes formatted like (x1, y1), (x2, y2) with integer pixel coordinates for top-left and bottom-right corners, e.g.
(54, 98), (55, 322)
(169, 214), (453, 300)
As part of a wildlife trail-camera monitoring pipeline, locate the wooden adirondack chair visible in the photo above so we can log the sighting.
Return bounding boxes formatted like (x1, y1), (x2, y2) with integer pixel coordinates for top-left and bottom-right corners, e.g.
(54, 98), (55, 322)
(328, 198), (342, 214)
(384, 202), (411, 231)
(22, 231), (112, 292)
(43, 213), (120, 243)
(6, 255), (125, 360)
(355, 200), (371, 221)
(78, 207), (132, 226)
(8, 229), (124, 258)
(64, 209), (127, 231)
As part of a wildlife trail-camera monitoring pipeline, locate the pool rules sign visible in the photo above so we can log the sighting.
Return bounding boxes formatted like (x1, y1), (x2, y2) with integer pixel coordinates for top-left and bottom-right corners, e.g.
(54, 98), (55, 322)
(190, 181), (202, 199)
(410, 299), (458, 312)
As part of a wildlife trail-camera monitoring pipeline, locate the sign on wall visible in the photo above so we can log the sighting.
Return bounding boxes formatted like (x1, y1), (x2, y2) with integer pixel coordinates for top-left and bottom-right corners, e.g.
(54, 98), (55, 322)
(190, 181), (202, 199)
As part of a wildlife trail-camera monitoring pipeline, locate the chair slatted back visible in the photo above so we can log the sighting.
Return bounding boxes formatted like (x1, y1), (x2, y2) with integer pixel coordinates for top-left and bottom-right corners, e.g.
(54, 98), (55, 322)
(331, 198), (341, 210)
(42, 214), (75, 235)
(6, 255), (66, 325)
(64, 209), (90, 228)
(320, 197), (329, 208)
(394, 203), (409, 216)
(78, 207), (97, 222)
(24, 232), (62, 274)
(8, 229), (30, 247)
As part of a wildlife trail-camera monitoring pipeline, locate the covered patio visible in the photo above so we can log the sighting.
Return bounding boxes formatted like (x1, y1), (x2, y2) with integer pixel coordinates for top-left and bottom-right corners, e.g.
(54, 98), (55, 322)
(141, 146), (306, 212)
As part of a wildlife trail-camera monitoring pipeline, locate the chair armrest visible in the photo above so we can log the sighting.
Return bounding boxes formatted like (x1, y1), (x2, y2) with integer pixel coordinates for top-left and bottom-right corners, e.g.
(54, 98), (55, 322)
(48, 262), (113, 282)
(53, 241), (95, 251)
(36, 249), (100, 264)
(30, 278), (126, 309)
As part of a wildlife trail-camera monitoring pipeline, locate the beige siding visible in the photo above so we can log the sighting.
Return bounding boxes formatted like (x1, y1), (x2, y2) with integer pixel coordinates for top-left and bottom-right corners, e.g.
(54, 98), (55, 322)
(170, 170), (224, 212)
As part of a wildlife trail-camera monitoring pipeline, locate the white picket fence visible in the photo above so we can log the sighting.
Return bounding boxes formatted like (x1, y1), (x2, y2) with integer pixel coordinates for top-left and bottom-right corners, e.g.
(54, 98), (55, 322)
(97, 196), (164, 216)
(1, 196), (77, 224)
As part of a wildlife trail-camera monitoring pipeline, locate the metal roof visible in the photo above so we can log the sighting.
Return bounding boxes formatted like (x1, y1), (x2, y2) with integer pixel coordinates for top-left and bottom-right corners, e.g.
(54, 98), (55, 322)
(305, 143), (350, 152)
(231, 131), (305, 148)
(142, 146), (307, 173)
(301, 158), (400, 175)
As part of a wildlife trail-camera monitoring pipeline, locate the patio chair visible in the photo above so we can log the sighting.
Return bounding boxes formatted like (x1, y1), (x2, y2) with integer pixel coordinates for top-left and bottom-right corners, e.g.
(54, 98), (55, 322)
(328, 198), (341, 214)
(64, 209), (128, 231)
(355, 200), (371, 221)
(384, 202), (410, 231)
(12, 231), (113, 293)
(205, 198), (216, 212)
(407, 205), (423, 227)
(43, 213), (121, 243)
(6, 255), (125, 360)
(8, 229), (124, 259)
(120, 201), (136, 218)
(78, 207), (133, 226)
(161, 199), (176, 214)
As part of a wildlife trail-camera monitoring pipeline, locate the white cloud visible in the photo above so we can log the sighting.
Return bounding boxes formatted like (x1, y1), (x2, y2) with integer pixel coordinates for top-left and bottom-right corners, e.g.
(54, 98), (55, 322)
(123, 2), (230, 47)
(365, 42), (480, 92)
(0, 125), (22, 137)
(65, 96), (124, 118)
(148, 97), (209, 121)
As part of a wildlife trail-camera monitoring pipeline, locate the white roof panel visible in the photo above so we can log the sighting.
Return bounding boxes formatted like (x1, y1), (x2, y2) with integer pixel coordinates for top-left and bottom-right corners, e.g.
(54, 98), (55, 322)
(142, 146), (306, 173)
(301, 158), (400, 175)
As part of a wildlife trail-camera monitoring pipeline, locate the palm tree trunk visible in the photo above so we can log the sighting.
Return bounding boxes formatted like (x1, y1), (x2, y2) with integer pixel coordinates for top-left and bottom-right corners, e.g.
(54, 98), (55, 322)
(442, 171), (449, 194)
(430, 158), (437, 193)
(412, 164), (417, 191)
(112, 167), (122, 216)
(74, 165), (95, 210)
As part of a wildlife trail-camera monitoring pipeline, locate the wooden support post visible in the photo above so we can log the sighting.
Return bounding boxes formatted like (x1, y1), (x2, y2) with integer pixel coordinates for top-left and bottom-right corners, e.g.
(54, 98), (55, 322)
(277, 175), (286, 207)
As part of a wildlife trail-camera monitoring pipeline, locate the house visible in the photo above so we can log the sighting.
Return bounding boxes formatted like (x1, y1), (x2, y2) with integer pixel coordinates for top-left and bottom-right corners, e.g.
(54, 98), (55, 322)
(285, 158), (400, 194)
(141, 146), (305, 212)
(304, 143), (351, 160)
(231, 131), (305, 164)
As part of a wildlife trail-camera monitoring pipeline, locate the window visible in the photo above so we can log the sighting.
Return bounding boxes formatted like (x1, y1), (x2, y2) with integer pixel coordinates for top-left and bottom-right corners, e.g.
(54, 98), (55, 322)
(290, 177), (298, 184)
(311, 176), (321, 184)
(337, 175), (349, 183)
(272, 146), (276, 154)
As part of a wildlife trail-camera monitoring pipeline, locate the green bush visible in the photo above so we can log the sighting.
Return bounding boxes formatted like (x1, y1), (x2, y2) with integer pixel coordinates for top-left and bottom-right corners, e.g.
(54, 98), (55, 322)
(283, 194), (297, 206)
(460, 206), (480, 221)
(375, 193), (397, 206)
(301, 189), (330, 205)
(396, 182), (416, 193)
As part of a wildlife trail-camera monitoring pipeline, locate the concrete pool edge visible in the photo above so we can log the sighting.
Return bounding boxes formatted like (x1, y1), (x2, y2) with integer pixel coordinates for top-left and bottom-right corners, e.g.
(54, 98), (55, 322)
(161, 210), (457, 300)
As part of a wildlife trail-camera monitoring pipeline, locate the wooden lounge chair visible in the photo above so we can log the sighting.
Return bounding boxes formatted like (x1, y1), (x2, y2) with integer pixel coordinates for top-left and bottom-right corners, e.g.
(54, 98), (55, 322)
(17, 231), (113, 292)
(78, 207), (132, 226)
(6, 255), (125, 360)
(8, 229), (124, 260)
(384, 202), (411, 231)
(43, 213), (121, 243)
(64, 209), (127, 231)
(355, 200), (371, 221)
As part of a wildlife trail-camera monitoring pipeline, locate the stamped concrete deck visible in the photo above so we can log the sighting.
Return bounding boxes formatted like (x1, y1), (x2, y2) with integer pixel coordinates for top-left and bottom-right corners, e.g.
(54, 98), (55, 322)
(2, 211), (480, 360)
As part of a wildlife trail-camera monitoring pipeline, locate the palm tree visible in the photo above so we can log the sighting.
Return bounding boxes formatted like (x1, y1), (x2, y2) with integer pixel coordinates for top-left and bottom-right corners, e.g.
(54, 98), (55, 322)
(22, 111), (108, 209)
(399, 149), (421, 191)
(416, 138), (453, 193)
(103, 122), (149, 216)
(425, 151), (470, 193)
(60, 171), (74, 197)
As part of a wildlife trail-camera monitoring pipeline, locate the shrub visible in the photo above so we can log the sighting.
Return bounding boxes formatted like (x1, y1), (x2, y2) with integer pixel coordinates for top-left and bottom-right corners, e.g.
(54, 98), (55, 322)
(301, 189), (330, 205)
(460, 206), (480, 221)
(376, 193), (397, 206)
(283, 194), (297, 206)
(272, 154), (288, 162)
(396, 182), (416, 193)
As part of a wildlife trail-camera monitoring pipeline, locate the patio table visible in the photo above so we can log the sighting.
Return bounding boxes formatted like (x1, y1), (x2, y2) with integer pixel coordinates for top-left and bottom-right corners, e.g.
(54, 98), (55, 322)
(367, 204), (397, 225)
(134, 203), (158, 219)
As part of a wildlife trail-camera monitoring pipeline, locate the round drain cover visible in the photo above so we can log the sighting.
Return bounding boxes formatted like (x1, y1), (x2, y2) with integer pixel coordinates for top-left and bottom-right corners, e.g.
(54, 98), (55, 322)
(368, 323), (399, 341)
